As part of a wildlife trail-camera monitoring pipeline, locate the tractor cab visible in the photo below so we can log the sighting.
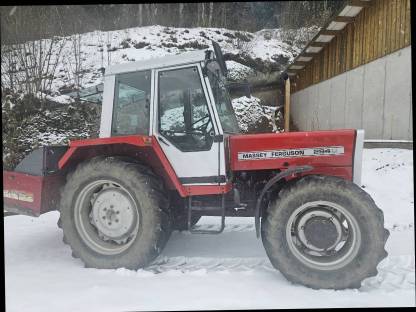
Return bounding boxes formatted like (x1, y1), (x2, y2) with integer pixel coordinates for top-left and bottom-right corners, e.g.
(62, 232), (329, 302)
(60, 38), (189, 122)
(100, 42), (239, 185)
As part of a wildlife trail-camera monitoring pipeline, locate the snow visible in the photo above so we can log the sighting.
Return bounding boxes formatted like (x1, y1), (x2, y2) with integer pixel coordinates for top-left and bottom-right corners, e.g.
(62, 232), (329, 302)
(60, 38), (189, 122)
(2, 25), (316, 104)
(4, 148), (415, 311)
(232, 96), (280, 132)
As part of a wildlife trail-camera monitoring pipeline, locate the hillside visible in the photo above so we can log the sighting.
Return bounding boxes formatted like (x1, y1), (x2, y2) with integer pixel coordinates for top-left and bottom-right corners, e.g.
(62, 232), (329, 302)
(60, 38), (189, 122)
(2, 25), (317, 168)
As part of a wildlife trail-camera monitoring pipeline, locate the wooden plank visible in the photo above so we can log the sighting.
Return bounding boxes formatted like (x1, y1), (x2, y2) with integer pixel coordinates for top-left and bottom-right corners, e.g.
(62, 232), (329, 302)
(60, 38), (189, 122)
(382, 0), (388, 55)
(386, 0), (392, 54)
(398, 0), (406, 48)
(337, 35), (341, 75)
(390, 0), (397, 54)
(320, 30), (341, 36)
(320, 50), (325, 81)
(374, 0), (380, 59)
(299, 52), (317, 58)
(399, 0), (406, 48)
(373, 1), (379, 59)
(334, 16), (356, 23)
(359, 8), (365, 66)
(348, 22), (354, 70)
(308, 41), (329, 47)
(340, 31), (346, 73)
(349, 0), (373, 8)
(335, 37), (339, 76)
(322, 47), (326, 81)
(375, 1), (383, 58)
(368, 4), (374, 62)
(362, 8), (368, 64)
(330, 39), (335, 78)
(345, 24), (351, 70)
(370, 0), (376, 59)
(353, 12), (359, 67)
(404, 0), (410, 45)
(284, 78), (290, 132)
(293, 61), (310, 66)
(394, 0), (400, 51)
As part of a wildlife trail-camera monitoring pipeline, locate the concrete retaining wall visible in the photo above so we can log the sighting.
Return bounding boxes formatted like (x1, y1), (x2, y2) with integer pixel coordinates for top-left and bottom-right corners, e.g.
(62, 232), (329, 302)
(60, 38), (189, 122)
(291, 46), (412, 140)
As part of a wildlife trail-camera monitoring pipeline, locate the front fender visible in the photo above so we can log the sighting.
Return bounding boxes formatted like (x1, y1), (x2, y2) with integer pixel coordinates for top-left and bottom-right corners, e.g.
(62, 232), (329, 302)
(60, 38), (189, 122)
(255, 165), (314, 238)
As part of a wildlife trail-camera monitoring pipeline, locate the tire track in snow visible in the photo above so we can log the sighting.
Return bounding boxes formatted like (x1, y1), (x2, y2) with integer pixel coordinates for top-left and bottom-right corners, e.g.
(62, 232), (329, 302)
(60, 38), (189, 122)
(178, 223), (255, 233)
(146, 255), (414, 291)
(183, 222), (414, 233)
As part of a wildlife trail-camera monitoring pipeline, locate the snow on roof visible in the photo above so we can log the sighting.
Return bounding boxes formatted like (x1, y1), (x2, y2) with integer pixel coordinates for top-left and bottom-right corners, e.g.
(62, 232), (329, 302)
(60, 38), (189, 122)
(105, 49), (208, 76)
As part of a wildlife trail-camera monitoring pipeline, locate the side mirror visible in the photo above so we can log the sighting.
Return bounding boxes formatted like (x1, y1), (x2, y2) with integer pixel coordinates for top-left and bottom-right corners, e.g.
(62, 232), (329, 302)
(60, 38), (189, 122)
(212, 40), (228, 77)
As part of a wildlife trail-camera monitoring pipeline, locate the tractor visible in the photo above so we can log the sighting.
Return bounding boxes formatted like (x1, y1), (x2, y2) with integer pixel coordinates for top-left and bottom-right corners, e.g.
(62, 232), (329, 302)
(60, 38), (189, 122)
(3, 42), (389, 290)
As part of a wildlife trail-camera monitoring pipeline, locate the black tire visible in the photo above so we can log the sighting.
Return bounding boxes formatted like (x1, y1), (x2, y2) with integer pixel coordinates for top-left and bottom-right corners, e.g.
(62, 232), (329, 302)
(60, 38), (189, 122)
(59, 157), (171, 269)
(173, 214), (201, 231)
(169, 195), (201, 231)
(261, 175), (389, 290)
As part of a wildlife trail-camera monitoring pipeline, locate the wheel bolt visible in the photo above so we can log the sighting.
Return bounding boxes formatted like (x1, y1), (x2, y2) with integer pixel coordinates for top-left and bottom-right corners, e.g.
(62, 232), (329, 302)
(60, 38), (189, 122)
(116, 211), (120, 214)
(110, 205), (114, 208)
(104, 207), (107, 211)
(108, 222), (112, 226)
(102, 216), (106, 219)
(115, 219), (119, 223)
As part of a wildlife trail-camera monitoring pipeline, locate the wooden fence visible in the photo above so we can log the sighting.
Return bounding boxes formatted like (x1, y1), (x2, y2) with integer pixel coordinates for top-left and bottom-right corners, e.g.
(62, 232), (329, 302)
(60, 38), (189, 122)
(292, 0), (411, 93)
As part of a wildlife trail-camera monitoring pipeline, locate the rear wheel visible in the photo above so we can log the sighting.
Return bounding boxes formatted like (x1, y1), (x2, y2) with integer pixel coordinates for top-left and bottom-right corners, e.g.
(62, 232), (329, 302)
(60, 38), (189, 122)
(261, 175), (389, 289)
(59, 157), (171, 269)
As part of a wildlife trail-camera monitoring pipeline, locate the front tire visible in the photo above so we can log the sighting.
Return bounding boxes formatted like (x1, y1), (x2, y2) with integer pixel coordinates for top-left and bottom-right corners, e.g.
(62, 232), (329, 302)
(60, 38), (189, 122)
(59, 157), (171, 269)
(261, 175), (389, 289)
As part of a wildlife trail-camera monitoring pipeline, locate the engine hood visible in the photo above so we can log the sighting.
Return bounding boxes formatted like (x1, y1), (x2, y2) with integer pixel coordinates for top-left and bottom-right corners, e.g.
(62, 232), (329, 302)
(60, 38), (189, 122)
(228, 129), (356, 172)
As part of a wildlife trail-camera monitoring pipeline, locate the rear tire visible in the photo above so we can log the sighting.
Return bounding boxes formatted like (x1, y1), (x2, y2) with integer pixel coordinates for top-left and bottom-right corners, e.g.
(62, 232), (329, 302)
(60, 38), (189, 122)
(261, 175), (389, 289)
(59, 157), (171, 269)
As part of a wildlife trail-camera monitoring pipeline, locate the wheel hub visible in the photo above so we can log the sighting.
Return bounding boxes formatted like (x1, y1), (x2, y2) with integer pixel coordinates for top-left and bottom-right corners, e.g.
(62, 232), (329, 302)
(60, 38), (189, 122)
(91, 188), (136, 241)
(296, 209), (343, 252)
(303, 217), (338, 250)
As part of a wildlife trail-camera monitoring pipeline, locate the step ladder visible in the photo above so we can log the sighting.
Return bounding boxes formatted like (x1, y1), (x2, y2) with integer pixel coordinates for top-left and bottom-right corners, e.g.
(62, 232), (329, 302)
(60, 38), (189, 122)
(187, 194), (225, 234)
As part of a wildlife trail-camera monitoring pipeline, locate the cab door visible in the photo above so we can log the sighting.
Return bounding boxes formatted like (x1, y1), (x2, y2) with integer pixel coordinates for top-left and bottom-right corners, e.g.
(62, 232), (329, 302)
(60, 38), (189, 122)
(152, 64), (226, 185)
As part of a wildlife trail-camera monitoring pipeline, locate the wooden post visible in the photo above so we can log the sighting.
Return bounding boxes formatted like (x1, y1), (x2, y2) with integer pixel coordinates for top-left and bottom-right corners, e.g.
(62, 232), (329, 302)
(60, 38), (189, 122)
(284, 77), (291, 132)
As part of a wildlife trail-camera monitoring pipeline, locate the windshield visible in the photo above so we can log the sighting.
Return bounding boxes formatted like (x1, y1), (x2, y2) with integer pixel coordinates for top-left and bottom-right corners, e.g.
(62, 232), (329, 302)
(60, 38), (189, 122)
(206, 64), (240, 134)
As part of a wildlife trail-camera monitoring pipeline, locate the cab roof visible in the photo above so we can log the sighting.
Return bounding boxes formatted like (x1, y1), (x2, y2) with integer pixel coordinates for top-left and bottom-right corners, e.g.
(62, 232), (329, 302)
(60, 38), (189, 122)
(105, 49), (208, 76)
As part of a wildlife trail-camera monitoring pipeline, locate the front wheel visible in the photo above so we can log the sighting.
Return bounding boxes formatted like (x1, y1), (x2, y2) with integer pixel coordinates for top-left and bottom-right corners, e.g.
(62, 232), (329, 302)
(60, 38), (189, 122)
(261, 175), (389, 289)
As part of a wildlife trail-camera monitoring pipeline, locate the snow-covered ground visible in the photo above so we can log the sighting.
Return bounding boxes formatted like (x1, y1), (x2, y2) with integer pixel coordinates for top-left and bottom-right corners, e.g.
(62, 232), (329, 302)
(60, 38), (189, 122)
(4, 148), (414, 311)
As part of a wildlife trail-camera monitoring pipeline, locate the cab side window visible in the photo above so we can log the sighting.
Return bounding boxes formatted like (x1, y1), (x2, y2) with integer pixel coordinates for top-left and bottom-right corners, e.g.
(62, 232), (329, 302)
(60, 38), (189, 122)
(112, 70), (151, 136)
(158, 67), (214, 152)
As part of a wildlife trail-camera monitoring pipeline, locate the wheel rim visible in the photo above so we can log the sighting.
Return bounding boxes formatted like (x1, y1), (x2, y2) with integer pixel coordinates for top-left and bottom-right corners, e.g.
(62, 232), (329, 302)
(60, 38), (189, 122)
(285, 201), (361, 270)
(74, 179), (140, 256)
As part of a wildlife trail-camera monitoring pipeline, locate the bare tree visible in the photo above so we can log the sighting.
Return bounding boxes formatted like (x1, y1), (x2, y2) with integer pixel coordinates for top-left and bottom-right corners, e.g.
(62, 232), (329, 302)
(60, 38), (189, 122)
(179, 3), (184, 27)
(138, 4), (143, 26)
(208, 2), (214, 27)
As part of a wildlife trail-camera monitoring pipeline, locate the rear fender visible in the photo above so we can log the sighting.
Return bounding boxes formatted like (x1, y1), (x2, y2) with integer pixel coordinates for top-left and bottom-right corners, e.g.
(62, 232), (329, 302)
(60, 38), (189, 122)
(57, 135), (187, 197)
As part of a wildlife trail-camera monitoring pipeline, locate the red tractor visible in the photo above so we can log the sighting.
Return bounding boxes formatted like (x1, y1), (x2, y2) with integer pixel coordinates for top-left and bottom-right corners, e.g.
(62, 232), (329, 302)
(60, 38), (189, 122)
(3, 42), (389, 289)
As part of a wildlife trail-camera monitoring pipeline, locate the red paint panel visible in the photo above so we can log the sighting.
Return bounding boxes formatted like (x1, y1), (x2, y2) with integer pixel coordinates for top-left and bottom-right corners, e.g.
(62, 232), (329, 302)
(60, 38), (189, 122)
(69, 135), (151, 147)
(288, 166), (353, 181)
(150, 137), (187, 197)
(3, 171), (66, 216)
(56, 134), (232, 198)
(3, 171), (43, 216)
(185, 183), (233, 196)
(58, 146), (77, 169)
(229, 129), (356, 178)
(59, 135), (152, 169)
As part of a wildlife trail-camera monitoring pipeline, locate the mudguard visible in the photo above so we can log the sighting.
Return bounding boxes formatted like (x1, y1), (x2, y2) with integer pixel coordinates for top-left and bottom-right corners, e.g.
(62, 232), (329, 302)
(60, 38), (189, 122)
(254, 165), (314, 238)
